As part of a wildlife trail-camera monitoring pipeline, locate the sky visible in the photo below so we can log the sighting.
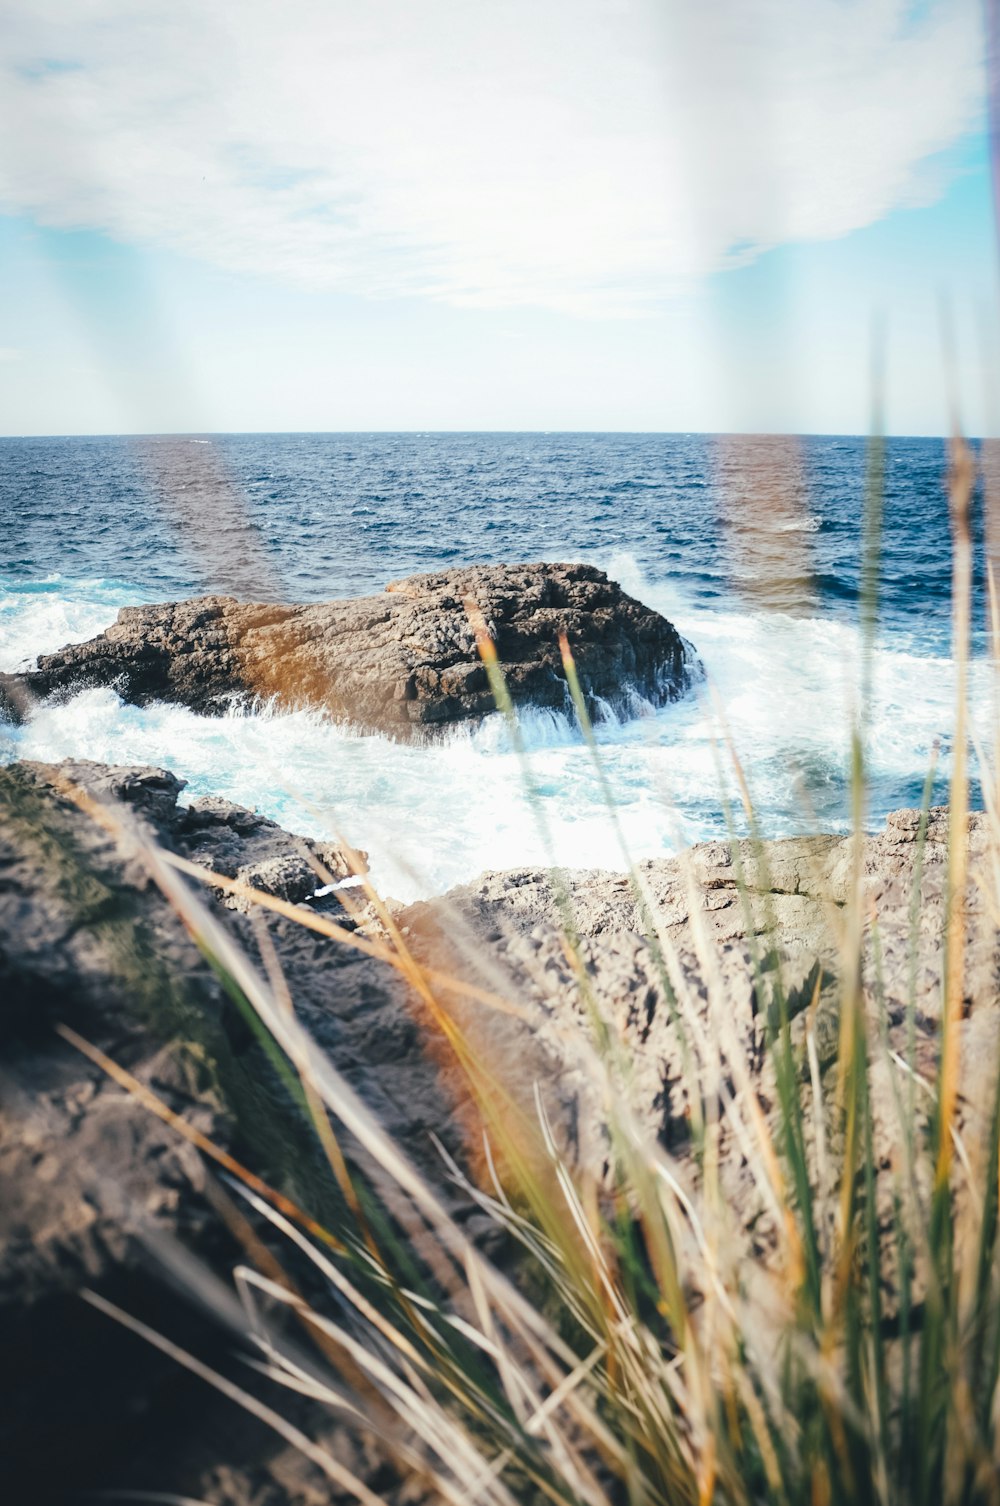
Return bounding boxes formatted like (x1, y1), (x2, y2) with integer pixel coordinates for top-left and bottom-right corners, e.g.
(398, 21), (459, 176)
(0, 0), (996, 437)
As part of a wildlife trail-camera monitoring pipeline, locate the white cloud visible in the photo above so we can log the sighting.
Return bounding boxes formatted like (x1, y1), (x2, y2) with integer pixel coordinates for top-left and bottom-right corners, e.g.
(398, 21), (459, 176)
(0, 0), (985, 315)
(0, 347), (23, 361)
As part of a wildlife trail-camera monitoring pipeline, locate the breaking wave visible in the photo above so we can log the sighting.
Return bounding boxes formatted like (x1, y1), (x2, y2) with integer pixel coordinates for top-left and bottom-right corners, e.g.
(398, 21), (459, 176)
(0, 558), (982, 902)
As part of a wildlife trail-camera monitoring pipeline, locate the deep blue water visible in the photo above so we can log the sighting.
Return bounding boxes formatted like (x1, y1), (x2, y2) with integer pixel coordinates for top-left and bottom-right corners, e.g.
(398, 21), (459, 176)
(0, 432), (990, 897)
(0, 431), (982, 630)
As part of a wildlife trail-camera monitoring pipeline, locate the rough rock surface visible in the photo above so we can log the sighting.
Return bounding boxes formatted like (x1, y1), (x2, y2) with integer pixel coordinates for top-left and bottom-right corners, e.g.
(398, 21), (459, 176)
(4, 757), (1000, 1502)
(0, 760), (455, 1504)
(403, 807), (1000, 1310)
(0, 562), (695, 736)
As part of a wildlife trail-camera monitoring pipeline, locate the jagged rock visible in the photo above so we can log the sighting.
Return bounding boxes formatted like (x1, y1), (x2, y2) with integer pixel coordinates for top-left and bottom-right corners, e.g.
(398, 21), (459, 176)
(176, 793), (364, 908)
(442, 828), (848, 956)
(0, 760), (447, 1504)
(406, 806), (1000, 1310)
(0, 563), (695, 737)
(4, 757), (999, 1503)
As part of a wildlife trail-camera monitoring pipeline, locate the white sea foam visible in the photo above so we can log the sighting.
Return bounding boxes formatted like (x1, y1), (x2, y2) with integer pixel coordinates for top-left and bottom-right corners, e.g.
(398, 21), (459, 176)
(0, 562), (987, 901)
(0, 575), (131, 671)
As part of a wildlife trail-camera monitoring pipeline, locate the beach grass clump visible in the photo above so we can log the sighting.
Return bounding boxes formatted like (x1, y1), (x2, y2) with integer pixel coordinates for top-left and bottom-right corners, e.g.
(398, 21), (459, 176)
(58, 434), (1000, 1504)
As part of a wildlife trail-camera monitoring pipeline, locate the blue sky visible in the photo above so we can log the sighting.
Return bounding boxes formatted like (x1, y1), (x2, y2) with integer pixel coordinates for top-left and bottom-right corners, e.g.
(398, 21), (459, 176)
(0, 0), (994, 437)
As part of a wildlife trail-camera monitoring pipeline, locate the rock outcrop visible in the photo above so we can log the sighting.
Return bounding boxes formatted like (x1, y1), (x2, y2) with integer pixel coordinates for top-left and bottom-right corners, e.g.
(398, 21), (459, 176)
(4, 758), (999, 1502)
(406, 807), (1000, 1322)
(0, 761), (450, 1504)
(0, 563), (694, 737)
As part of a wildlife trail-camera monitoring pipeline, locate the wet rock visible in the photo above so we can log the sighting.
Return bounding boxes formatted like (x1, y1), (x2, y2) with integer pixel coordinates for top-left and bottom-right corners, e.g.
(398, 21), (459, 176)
(0, 562), (695, 737)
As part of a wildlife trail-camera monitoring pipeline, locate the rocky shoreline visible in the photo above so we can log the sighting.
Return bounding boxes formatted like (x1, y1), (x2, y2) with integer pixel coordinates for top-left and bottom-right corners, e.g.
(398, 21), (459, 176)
(3, 754), (997, 1502)
(1, 562), (995, 1503)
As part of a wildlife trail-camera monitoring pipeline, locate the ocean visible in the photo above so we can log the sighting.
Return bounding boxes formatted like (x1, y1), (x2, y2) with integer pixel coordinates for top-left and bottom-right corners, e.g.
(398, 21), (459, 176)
(0, 431), (990, 900)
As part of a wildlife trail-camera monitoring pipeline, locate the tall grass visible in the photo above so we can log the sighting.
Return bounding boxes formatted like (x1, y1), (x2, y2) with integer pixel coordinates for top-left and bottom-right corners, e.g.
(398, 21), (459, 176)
(57, 435), (1000, 1504)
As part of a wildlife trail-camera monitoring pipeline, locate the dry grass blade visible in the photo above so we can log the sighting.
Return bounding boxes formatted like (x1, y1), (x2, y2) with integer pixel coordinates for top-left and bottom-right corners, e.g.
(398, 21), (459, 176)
(158, 850), (536, 1024)
(936, 434), (976, 1194)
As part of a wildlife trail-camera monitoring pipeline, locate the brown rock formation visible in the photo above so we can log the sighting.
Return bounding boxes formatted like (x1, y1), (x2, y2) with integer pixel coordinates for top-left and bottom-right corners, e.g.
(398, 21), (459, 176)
(0, 563), (695, 737)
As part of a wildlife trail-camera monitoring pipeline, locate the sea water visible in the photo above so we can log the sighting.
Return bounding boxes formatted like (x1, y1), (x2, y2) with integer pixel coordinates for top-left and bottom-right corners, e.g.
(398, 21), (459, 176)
(0, 432), (990, 900)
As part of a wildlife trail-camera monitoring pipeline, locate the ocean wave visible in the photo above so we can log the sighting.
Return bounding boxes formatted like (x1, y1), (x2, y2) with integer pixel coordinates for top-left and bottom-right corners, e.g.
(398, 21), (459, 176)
(0, 577), (129, 672)
(0, 564), (983, 901)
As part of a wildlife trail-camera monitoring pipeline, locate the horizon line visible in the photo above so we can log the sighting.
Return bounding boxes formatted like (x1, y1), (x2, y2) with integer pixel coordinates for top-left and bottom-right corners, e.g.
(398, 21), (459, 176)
(0, 427), (980, 443)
